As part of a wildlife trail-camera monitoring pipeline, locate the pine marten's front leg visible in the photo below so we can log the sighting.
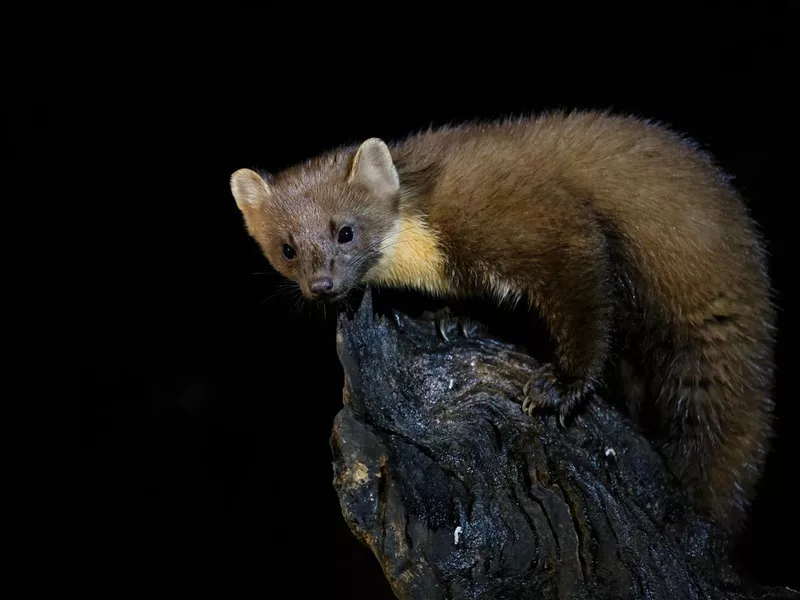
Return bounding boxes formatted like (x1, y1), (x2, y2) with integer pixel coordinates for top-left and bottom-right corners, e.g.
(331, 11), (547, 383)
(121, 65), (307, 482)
(506, 236), (616, 424)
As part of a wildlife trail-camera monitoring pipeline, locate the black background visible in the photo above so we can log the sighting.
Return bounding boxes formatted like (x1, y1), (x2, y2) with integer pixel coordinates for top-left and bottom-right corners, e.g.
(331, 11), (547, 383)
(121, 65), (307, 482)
(9, 5), (797, 597)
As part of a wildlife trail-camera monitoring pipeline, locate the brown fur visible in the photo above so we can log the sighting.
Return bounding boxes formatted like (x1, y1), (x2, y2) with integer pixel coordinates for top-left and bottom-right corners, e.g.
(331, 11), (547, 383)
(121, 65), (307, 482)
(230, 110), (776, 532)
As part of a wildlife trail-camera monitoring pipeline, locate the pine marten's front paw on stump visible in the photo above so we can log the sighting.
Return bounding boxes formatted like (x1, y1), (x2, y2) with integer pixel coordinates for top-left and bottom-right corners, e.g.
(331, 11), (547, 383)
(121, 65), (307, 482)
(428, 307), (479, 343)
(521, 365), (593, 427)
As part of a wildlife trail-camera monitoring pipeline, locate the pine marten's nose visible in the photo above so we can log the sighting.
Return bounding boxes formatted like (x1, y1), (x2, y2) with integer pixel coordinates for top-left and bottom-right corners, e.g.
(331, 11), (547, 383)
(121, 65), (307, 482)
(309, 276), (335, 296)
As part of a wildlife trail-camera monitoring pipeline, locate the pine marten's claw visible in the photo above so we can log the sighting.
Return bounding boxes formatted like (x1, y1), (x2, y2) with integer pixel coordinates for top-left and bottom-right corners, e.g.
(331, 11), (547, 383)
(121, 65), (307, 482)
(390, 310), (406, 333)
(521, 393), (535, 416)
(522, 364), (559, 416)
(433, 307), (455, 342)
(557, 404), (570, 430)
(522, 364), (589, 427)
(437, 319), (450, 342)
(434, 308), (477, 342)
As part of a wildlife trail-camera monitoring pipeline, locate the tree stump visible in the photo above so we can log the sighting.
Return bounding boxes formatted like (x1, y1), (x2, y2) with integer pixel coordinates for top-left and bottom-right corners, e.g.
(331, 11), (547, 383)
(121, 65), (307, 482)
(330, 288), (798, 600)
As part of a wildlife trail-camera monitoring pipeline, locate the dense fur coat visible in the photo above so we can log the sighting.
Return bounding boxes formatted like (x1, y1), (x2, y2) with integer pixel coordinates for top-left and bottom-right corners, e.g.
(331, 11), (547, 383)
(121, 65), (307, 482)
(230, 110), (776, 532)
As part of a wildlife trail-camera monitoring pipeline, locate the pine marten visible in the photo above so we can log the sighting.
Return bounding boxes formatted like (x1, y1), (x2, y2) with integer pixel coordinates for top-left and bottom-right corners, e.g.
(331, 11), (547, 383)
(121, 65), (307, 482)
(229, 110), (776, 532)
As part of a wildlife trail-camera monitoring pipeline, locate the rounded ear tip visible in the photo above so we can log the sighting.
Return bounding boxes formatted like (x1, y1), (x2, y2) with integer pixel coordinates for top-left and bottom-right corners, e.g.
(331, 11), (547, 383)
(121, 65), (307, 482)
(230, 168), (271, 210)
(230, 168), (270, 192)
(361, 137), (388, 149)
(230, 168), (255, 184)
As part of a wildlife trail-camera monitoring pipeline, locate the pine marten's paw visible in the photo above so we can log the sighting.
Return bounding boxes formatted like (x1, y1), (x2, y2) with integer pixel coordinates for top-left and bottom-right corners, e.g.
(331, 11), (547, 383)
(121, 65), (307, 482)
(431, 308), (479, 343)
(522, 365), (594, 427)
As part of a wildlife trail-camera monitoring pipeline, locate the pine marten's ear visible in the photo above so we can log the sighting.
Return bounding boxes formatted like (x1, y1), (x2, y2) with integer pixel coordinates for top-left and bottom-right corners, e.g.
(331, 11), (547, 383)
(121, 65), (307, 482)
(230, 168), (272, 212)
(347, 138), (400, 198)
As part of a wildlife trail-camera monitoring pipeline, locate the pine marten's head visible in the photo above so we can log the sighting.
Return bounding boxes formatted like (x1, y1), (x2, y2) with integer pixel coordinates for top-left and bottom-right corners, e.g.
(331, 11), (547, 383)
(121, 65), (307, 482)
(230, 139), (401, 302)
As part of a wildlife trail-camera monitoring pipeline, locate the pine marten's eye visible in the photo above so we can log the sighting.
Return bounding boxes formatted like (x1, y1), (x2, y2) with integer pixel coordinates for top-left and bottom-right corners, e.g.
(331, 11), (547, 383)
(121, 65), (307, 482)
(338, 226), (354, 244)
(282, 244), (297, 260)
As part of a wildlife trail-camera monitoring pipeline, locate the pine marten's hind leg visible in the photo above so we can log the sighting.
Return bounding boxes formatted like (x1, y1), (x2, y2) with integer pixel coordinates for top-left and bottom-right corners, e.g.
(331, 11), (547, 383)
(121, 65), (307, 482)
(647, 305), (775, 530)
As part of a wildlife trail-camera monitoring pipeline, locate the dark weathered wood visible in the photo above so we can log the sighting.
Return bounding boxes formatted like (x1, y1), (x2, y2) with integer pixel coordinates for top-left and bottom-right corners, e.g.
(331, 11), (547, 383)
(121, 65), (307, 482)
(330, 288), (798, 600)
